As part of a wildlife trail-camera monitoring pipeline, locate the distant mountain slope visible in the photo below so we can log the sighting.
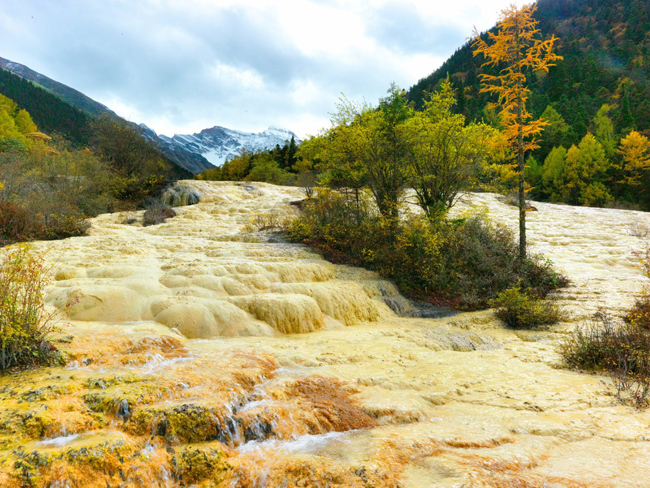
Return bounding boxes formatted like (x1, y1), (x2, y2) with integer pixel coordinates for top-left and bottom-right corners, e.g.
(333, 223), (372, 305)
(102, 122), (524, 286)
(0, 65), (93, 144)
(153, 126), (300, 167)
(407, 0), (650, 141)
(0, 56), (298, 173)
(0, 56), (114, 117)
(0, 56), (211, 173)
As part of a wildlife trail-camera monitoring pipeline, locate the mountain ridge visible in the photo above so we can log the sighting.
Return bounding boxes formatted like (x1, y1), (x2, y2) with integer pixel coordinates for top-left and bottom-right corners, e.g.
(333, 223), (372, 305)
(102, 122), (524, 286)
(0, 56), (114, 117)
(0, 56), (298, 172)
(154, 125), (300, 167)
(406, 0), (650, 141)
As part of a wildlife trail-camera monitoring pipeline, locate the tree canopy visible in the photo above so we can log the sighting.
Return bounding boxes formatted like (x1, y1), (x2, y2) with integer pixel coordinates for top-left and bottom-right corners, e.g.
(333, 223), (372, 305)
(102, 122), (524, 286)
(473, 3), (561, 257)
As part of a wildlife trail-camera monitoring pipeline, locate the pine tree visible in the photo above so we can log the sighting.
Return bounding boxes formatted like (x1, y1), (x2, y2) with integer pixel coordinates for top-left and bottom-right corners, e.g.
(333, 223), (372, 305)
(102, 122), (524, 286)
(472, 3), (562, 258)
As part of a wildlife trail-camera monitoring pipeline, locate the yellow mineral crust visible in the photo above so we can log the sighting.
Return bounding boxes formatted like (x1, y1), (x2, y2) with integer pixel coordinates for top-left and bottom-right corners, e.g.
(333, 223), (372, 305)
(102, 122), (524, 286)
(1, 181), (650, 487)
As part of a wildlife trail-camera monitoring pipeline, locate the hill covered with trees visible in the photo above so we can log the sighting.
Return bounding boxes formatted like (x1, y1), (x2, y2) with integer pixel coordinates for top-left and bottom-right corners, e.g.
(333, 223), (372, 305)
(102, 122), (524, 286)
(408, 0), (650, 208)
(0, 60), (208, 174)
(0, 89), (190, 245)
(0, 67), (94, 146)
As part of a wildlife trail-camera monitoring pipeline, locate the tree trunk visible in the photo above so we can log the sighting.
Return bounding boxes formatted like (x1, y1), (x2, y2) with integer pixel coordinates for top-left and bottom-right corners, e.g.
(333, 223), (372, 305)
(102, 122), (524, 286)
(515, 21), (526, 261)
(518, 131), (526, 260)
(516, 89), (526, 260)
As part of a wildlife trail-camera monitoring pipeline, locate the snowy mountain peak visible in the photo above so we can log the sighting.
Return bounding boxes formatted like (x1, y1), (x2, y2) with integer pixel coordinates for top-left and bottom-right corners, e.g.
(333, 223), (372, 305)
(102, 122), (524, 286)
(164, 126), (300, 167)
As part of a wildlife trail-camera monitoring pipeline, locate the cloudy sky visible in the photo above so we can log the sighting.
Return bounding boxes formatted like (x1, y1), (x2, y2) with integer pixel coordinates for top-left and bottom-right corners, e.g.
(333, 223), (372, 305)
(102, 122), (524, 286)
(1, 0), (520, 138)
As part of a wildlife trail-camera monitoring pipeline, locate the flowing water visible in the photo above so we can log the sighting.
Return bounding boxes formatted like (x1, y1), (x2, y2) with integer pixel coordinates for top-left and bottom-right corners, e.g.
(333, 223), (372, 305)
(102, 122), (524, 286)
(1, 181), (650, 487)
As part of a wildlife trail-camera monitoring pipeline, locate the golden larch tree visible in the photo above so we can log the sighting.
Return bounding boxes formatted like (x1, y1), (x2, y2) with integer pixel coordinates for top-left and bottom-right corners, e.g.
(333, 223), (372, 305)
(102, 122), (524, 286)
(616, 131), (650, 190)
(472, 3), (561, 258)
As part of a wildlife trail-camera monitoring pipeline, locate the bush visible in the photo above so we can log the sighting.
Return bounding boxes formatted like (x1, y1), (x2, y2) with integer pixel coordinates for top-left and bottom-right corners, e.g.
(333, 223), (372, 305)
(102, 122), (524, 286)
(626, 297), (650, 331)
(489, 283), (566, 329)
(285, 189), (566, 310)
(0, 143), (113, 244)
(0, 200), (30, 244)
(559, 311), (650, 407)
(426, 216), (567, 309)
(0, 245), (60, 372)
(625, 245), (650, 332)
(0, 199), (90, 244)
(556, 244), (650, 407)
(143, 200), (176, 227)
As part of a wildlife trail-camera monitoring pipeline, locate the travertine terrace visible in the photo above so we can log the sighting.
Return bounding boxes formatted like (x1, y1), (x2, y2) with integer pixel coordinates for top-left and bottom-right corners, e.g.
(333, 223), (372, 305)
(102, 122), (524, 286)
(1, 180), (649, 487)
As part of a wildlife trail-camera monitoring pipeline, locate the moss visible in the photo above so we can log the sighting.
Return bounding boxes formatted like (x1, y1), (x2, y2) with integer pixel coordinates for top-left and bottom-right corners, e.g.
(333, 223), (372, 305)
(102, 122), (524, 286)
(22, 412), (54, 439)
(11, 449), (54, 487)
(172, 442), (231, 485)
(129, 402), (238, 444)
(5, 434), (135, 488)
(63, 439), (132, 471)
(83, 374), (142, 390)
(0, 435), (16, 450)
(82, 381), (160, 417)
(20, 385), (71, 402)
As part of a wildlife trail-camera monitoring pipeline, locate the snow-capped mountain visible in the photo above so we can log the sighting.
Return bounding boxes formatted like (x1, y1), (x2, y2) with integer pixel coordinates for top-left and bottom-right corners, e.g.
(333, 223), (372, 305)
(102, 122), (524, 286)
(1, 55), (299, 174)
(152, 126), (300, 167)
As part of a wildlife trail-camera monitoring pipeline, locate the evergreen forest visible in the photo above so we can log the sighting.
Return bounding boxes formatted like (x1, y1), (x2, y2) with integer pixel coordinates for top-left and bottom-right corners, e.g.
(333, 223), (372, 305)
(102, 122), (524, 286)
(408, 0), (650, 208)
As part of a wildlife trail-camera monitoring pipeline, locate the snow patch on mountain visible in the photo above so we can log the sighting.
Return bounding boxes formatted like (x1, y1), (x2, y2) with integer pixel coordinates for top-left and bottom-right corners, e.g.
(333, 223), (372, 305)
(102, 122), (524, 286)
(158, 126), (300, 167)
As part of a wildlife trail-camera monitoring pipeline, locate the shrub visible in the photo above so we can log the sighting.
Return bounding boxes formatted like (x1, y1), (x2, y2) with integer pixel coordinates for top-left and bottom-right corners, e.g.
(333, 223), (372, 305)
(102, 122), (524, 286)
(426, 216), (567, 308)
(0, 199), (90, 244)
(559, 311), (650, 407)
(246, 212), (284, 232)
(0, 245), (60, 372)
(121, 212), (139, 225)
(625, 244), (650, 332)
(0, 143), (112, 244)
(0, 200), (30, 244)
(143, 200), (176, 227)
(489, 283), (566, 329)
(626, 297), (650, 331)
(285, 189), (566, 310)
(627, 220), (650, 238)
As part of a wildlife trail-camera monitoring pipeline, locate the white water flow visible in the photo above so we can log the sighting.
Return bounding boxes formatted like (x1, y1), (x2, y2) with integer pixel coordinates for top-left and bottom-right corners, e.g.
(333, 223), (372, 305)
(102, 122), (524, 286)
(1, 181), (649, 487)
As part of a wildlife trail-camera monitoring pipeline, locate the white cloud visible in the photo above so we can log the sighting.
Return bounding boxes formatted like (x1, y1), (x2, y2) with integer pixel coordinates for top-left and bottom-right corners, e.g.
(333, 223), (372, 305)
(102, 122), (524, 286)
(1, 0), (518, 138)
(209, 62), (265, 90)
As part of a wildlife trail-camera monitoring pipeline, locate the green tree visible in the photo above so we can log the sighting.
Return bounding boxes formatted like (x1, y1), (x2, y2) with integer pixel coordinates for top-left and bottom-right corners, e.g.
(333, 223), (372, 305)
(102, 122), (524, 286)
(562, 133), (611, 206)
(593, 104), (617, 159)
(538, 105), (569, 159)
(614, 131), (650, 196)
(525, 155), (543, 195)
(286, 135), (298, 170)
(246, 151), (295, 185)
(14, 109), (37, 135)
(615, 79), (637, 135)
(0, 94), (34, 151)
(324, 84), (412, 220)
(541, 145), (567, 201)
(403, 78), (497, 220)
(472, 3), (562, 258)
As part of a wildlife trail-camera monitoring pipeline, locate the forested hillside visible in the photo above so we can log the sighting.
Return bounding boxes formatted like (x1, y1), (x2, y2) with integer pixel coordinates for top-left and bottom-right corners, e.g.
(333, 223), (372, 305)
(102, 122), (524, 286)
(409, 0), (650, 136)
(408, 0), (650, 207)
(0, 61), (207, 174)
(0, 56), (113, 118)
(0, 67), (93, 145)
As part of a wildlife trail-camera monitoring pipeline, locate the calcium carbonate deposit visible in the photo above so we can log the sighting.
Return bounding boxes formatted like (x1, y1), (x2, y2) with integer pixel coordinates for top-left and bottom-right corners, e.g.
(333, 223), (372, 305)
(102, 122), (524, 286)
(1, 180), (649, 487)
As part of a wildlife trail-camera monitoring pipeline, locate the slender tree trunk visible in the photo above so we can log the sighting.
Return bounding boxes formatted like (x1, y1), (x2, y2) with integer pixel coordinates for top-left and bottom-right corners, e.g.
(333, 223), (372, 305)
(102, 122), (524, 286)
(515, 21), (526, 260)
(518, 119), (526, 260)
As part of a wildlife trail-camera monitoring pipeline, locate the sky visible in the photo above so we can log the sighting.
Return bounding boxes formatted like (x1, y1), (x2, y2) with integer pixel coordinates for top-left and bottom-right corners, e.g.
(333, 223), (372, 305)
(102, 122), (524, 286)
(1, 0), (520, 139)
